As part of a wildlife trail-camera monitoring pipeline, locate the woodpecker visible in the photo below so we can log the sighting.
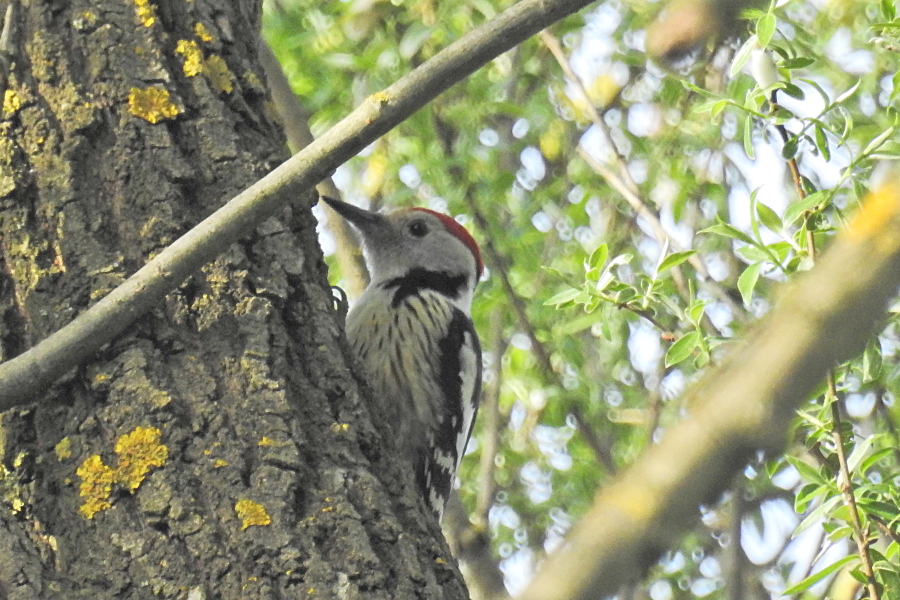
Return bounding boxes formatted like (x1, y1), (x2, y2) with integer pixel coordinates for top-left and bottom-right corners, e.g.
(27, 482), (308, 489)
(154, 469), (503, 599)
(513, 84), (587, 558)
(322, 196), (483, 519)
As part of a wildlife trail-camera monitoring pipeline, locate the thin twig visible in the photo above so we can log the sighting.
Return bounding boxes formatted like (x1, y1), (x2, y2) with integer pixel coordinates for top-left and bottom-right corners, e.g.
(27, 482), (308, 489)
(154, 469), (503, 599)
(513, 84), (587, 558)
(442, 494), (507, 600)
(871, 514), (900, 546)
(538, 30), (637, 196)
(773, 87), (880, 600)
(643, 388), (663, 447)
(0, 0), (599, 407)
(726, 491), (746, 600)
(475, 325), (507, 527)
(570, 404), (616, 473)
(770, 91), (806, 204)
(613, 300), (669, 333)
(540, 30), (745, 326)
(827, 382), (880, 600)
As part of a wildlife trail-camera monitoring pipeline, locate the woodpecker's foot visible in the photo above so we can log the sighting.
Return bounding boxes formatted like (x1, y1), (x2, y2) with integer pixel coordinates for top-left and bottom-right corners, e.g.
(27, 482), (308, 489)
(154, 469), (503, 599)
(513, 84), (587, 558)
(331, 286), (349, 325)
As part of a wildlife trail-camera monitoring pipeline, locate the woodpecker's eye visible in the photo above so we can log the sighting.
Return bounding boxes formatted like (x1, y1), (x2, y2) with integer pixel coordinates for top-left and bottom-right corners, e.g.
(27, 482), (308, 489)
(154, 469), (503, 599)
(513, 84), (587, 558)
(409, 220), (429, 238)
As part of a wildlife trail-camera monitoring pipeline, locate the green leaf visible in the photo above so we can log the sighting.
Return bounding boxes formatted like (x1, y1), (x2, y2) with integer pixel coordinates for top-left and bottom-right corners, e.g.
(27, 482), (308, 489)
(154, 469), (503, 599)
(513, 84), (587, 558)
(588, 243), (609, 272)
(757, 13), (776, 47)
(780, 82), (805, 100)
(709, 99), (729, 120)
(693, 350), (709, 369)
(738, 262), (762, 306)
(849, 566), (868, 585)
(756, 202), (782, 232)
(699, 222), (756, 246)
(862, 126), (896, 156)
(687, 299), (707, 324)
(665, 331), (700, 367)
(658, 250), (697, 274)
(781, 556), (857, 594)
(856, 499), (900, 522)
(781, 136), (798, 159)
(782, 56), (815, 69)
(730, 35), (758, 77)
(768, 241), (792, 261)
(736, 244), (771, 263)
(615, 287), (636, 304)
(846, 433), (878, 473)
(835, 80), (861, 104)
(743, 114), (756, 159)
(888, 541), (900, 561)
(681, 79), (718, 99)
(827, 525), (853, 541)
(770, 106), (794, 124)
(839, 106), (854, 143)
(795, 495), (842, 536)
(862, 339), (883, 383)
(794, 483), (826, 513)
(860, 447), (894, 474)
(814, 124), (830, 161)
(600, 303), (614, 342)
(545, 288), (582, 306)
(785, 455), (828, 486)
(783, 190), (828, 226)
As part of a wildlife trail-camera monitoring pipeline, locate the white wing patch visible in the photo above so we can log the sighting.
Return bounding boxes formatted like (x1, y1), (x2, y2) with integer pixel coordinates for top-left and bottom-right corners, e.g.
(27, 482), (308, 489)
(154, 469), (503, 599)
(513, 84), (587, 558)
(455, 329), (479, 466)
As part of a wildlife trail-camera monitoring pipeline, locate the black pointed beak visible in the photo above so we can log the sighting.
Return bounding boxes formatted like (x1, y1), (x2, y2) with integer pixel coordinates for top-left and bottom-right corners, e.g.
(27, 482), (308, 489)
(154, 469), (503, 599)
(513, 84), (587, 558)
(320, 196), (385, 237)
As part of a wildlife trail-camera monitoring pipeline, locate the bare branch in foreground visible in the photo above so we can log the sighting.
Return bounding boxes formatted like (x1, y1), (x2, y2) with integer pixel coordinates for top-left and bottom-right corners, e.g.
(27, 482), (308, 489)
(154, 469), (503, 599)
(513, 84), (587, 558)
(0, 0), (598, 408)
(514, 179), (900, 600)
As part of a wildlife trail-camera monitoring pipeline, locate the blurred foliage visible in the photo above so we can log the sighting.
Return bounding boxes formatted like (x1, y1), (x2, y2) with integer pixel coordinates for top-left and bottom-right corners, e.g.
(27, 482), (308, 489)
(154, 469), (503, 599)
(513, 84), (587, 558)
(265, 0), (900, 597)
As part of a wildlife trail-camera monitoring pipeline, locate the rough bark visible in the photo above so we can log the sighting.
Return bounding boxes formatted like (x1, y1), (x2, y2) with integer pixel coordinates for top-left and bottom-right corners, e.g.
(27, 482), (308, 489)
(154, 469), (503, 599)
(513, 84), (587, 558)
(0, 1), (466, 599)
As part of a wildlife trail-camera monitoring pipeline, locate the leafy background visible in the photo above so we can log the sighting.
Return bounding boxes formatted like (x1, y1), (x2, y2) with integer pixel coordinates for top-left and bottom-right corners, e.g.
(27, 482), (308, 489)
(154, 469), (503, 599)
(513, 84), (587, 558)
(265, 0), (900, 598)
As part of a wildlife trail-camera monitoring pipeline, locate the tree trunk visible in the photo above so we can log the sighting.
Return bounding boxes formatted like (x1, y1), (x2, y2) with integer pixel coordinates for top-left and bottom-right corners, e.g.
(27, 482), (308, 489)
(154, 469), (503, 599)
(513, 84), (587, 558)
(0, 1), (467, 598)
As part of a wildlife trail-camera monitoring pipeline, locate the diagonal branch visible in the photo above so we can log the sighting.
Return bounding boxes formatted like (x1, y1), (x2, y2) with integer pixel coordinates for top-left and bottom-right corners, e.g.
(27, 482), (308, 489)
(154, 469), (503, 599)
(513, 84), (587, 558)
(513, 178), (900, 600)
(0, 0), (598, 407)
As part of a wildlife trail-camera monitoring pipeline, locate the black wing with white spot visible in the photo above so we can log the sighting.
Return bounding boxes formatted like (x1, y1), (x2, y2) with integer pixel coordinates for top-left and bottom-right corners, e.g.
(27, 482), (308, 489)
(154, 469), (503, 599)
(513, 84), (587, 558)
(418, 307), (482, 517)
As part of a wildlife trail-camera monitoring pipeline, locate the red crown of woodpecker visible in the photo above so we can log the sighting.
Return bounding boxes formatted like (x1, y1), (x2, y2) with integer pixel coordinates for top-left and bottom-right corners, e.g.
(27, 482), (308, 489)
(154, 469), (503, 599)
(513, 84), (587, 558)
(410, 208), (483, 279)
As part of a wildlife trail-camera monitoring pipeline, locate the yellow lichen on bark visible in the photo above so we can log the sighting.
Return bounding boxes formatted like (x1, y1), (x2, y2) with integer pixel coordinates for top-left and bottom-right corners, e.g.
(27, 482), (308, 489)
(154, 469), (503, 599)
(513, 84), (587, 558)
(76, 427), (168, 519)
(128, 86), (179, 124)
(113, 426), (168, 491)
(235, 499), (271, 530)
(77, 455), (115, 519)
(243, 70), (264, 92)
(175, 40), (204, 77)
(5, 230), (66, 292)
(133, 0), (156, 27)
(194, 22), (214, 42)
(3, 90), (21, 116)
(55, 437), (72, 461)
(204, 55), (234, 93)
(174, 42), (235, 95)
